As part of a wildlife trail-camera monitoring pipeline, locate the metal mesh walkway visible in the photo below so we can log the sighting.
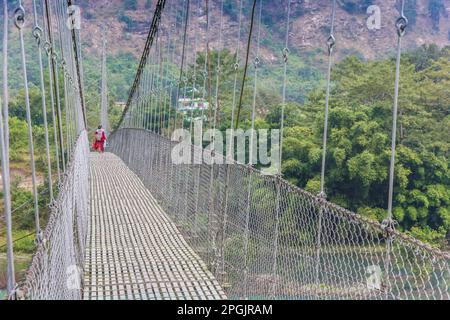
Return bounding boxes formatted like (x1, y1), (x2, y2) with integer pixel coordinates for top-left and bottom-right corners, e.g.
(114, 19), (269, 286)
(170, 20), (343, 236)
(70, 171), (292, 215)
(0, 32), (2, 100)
(83, 152), (227, 300)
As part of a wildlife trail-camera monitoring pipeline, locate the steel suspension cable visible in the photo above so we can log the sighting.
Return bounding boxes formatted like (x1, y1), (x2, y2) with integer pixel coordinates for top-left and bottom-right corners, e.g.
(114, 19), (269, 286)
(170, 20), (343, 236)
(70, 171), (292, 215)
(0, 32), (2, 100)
(136, 51), (144, 129)
(146, 47), (152, 129)
(315, 0), (337, 292)
(242, 0), (263, 299)
(68, 0), (87, 130)
(118, 0), (166, 129)
(2, 0), (9, 155)
(151, 32), (161, 131)
(279, 0), (292, 174)
(166, 0), (181, 137)
(59, 0), (72, 139)
(54, 0), (71, 157)
(271, 0), (292, 298)
(169, 0), (183, 133)
(157, 29), (165, 133)
(204, 0), (213, 128)
(32, 0), (54, 200)
(164, 0), (180, 222)
(100, 31), (110, 133)
(57, 0), (75, 155)
(319, 0), (336, 198)
(144, 64), (151, 129)
(180, 0), (195, 225)
(150, 34), (159, 132)
(148, 33), (156, 130)
(180, 21), (190, 132)
(234, 0), (258, 130)
(42, 0), (61, 184)
(211, 0), (225, 137)
(143, 61), (148, 129)
(227, 0), (244, 158)
(219, 0), (245, 284)
(134, 59), (140, 127)
(185, 0), (202, 244)
(387, 0), (408, 224)
(384, 0), (408, 299)
(161, 0), (176, 137)
(145, 63), (153, 130)
(205, 0), (225, 270)
(248, 0), (263, 166)
(45, 0), (66, 172)
(1, 0), (15, 297)
(188, 0), (200, 136)
(198, 0), (210, 135)
(179, 0), (192, 225)
(140, 65), (145, 127)
(189, 0), (209, 242)
(15, 0), (42, 241)
(174, 0), (190, 131)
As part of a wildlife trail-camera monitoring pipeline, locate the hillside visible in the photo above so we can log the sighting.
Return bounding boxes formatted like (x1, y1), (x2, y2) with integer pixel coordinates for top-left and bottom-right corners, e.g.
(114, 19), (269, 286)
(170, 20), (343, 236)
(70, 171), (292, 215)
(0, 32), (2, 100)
(76, 0), (450, 107)
(80, 0), (450, 60)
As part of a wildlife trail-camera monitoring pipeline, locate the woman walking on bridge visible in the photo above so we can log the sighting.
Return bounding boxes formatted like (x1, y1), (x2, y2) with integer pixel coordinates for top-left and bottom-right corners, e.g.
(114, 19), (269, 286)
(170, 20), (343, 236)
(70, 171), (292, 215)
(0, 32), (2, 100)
(93, 125), (107, 153)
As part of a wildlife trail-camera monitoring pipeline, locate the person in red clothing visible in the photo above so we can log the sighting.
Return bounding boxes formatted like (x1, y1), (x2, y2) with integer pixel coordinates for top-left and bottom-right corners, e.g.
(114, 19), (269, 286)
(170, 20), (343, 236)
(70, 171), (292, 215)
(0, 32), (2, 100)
(92, 125), (107, 153)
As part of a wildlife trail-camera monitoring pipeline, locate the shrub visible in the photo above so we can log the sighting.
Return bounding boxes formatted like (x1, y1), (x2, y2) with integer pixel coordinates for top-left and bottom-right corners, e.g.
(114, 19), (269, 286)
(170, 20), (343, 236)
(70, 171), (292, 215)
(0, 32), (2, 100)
(124, 0), (138, 10)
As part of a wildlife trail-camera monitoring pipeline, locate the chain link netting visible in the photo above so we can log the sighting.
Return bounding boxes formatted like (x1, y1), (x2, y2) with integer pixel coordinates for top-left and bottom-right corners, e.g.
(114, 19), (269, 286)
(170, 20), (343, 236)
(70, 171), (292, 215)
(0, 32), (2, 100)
(1, 0), (88, 299)
(15, 132), (90, 300)
(109, 128), (450, 300)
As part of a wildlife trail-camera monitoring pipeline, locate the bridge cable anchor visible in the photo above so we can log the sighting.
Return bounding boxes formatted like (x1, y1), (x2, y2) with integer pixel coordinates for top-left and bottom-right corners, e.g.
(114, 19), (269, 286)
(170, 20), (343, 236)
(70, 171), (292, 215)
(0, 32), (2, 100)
(381, 218), (397, 237)
(395, 15), (408, 38)
(14, 6), (26, 30)
(282, 47), (290, 63)
(326, 34), (336, 55)
(317, 191), (327, 201)
(253, 56), (260, 69)
(32, 26), (43, 46)
(35, 229), (45, 245)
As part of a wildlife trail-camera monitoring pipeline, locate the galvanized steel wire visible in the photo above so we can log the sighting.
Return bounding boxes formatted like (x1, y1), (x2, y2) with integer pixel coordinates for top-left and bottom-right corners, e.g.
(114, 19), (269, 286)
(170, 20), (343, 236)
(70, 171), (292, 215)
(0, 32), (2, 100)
(1, 0), (89, 299)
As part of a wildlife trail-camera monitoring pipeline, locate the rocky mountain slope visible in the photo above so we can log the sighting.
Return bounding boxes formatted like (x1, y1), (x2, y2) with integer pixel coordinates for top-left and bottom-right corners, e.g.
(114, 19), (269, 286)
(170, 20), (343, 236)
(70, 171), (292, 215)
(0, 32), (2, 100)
(79, 0), (450, 60)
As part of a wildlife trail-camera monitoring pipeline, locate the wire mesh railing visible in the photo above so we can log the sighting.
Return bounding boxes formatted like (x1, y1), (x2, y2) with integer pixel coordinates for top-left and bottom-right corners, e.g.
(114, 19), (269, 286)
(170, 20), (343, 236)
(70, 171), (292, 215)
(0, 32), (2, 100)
(109, 128), (450, 300)
(16, 131), (89, 300)
(1, 0), (88, 299)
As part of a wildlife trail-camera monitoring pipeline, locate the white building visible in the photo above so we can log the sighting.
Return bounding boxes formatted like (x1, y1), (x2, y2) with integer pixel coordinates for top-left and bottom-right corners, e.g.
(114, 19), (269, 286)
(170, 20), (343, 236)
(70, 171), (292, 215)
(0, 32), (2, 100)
(178, 98), (209, 111)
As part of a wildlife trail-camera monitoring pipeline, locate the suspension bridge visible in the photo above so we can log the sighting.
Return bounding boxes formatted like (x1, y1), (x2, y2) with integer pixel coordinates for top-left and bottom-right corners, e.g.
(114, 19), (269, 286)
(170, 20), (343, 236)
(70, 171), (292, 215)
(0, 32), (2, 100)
(0, 0), (449, 300)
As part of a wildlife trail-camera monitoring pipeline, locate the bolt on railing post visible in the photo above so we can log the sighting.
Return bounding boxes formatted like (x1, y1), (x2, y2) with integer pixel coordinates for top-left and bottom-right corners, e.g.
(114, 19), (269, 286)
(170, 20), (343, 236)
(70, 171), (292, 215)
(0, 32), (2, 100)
(16, 1), (42, 240)
(315, 0), (336, 295)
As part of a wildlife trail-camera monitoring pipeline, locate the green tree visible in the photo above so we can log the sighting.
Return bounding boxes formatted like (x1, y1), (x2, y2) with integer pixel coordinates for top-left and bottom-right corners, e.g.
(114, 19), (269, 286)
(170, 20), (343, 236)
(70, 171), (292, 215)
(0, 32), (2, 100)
(124, 0), (138, 10)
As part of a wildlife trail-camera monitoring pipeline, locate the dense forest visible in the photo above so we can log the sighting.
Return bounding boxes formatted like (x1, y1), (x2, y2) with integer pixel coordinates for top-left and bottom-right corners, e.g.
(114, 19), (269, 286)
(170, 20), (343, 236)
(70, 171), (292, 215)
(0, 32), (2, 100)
(178, 44), (450, 248)
(277, 47), (450, 248)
